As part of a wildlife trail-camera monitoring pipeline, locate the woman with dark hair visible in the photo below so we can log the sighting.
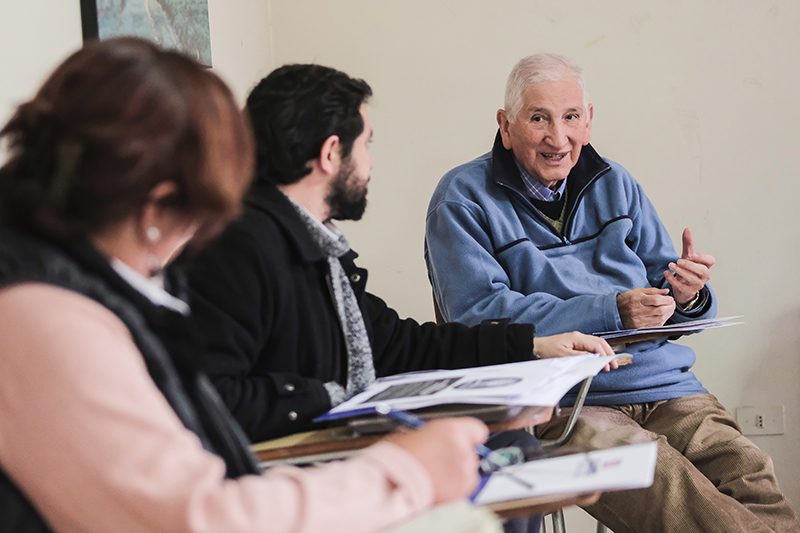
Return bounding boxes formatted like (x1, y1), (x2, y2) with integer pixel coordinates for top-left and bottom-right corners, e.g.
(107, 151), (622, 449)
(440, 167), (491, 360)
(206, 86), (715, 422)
(0, 37), (490, 532)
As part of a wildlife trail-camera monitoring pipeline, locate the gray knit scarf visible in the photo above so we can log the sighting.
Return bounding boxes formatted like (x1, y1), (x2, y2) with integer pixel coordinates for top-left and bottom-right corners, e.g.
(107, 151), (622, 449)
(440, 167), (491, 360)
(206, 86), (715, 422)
(288, 199), (376, 405)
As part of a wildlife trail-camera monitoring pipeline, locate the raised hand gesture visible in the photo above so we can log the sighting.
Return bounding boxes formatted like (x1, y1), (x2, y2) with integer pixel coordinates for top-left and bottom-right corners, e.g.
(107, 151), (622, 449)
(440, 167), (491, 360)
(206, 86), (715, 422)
(663, 228), (715, 306)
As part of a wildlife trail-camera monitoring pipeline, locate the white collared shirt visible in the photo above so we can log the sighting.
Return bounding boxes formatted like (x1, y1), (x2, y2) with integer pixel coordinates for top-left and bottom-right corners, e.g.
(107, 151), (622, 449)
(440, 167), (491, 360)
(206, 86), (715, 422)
(111, 259), (190, 315)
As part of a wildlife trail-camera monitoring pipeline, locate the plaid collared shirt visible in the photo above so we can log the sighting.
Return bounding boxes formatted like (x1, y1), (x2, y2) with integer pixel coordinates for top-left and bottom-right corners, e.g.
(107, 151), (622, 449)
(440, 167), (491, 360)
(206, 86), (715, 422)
(514, 158), (567, 202)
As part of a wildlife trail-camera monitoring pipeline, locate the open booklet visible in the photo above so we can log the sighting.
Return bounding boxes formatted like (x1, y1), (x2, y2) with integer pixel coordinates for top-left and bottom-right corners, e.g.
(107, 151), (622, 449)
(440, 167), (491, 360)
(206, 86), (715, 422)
(315, 354), (623, 423)
(473, 441), (657, 505)
(593, 315), (743, 344)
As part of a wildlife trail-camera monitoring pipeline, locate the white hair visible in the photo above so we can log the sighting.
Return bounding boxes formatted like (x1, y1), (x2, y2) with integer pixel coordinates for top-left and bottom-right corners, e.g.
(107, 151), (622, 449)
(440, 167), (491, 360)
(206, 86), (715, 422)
(504, 53), (589, 121)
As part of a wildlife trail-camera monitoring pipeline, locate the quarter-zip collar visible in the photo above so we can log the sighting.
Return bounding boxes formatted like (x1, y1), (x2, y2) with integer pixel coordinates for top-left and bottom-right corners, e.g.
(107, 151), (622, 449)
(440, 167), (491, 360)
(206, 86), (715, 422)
(491, 130), (609, 199)
(490, 130), (611, 239)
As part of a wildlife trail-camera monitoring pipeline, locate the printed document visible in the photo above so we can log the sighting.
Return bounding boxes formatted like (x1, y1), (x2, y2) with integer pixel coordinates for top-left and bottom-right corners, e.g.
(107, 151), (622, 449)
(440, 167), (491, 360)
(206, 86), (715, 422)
(474, 441), (658, 505)
(317, 354), (621, 421)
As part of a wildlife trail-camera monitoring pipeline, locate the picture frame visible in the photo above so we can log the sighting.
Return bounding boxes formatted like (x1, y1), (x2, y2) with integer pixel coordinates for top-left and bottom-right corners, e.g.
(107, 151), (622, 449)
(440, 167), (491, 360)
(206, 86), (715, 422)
(79, 0), (212, 67)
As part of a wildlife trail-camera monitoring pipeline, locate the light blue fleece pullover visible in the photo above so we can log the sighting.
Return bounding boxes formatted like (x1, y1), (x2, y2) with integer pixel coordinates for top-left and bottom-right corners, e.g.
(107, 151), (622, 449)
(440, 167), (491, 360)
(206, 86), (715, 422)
(425, 136), (716, 405)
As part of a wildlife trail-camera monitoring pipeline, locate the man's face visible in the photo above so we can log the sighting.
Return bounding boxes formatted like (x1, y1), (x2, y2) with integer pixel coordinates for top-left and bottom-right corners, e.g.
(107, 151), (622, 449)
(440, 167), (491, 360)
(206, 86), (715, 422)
(497, 78), (592, 187)
(327, 105), (373, 221)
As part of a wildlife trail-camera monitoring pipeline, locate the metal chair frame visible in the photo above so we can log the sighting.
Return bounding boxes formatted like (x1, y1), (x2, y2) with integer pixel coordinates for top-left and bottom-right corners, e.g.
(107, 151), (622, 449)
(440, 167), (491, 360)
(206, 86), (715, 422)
(432, 294), (607, 532)
(537, 377), (607, 533)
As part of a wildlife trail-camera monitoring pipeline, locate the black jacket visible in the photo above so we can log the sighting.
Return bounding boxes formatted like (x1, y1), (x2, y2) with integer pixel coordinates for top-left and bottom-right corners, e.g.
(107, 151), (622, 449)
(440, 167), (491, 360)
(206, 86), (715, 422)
(187, 183), (536, 442)
(0, 228), (259, 531)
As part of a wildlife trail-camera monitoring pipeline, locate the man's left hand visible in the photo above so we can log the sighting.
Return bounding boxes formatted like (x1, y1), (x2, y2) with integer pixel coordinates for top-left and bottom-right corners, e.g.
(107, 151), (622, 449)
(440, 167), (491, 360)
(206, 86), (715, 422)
(663, 227), (715, 305)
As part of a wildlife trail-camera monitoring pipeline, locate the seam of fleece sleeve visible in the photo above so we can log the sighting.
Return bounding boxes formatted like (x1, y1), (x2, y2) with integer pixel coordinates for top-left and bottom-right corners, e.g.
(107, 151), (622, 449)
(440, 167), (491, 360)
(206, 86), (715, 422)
(603, 292), (624, 332)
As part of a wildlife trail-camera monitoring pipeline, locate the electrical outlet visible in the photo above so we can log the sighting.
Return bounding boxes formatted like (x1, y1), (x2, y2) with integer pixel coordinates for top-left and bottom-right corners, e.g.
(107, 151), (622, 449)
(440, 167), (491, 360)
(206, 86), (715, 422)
(735, 405), (785, 436)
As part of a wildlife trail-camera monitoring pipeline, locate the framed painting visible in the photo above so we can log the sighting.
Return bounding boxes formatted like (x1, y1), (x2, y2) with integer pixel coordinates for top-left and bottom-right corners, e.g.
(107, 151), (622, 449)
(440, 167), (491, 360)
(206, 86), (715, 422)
(80, 0), (212, 67)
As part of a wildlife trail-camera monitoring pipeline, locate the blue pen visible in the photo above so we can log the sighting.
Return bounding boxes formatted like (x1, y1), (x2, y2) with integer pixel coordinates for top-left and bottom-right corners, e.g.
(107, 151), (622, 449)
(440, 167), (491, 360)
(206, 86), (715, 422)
(373, 403), (533, 490)
(374, 403), (498, 460)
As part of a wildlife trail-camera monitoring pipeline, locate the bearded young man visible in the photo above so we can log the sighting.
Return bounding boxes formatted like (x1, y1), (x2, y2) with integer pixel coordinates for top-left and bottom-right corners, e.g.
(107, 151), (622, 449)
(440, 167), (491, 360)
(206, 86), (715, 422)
(185, 64), (614, 460)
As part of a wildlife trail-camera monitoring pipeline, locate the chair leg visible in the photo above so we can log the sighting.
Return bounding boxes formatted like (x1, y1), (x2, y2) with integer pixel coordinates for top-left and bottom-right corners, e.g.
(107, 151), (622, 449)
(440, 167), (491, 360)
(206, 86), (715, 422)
(551, 508), (566, 533)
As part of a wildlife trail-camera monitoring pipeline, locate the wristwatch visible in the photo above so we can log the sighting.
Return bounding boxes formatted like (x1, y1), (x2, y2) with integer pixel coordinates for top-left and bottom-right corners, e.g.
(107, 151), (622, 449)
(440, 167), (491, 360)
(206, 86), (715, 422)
(676, 291), (701, 312)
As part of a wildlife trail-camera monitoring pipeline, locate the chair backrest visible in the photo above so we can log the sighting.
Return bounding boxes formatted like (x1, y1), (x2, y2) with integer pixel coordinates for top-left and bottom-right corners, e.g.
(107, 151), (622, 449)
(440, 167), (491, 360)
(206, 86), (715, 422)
(432, 292), (445, 325)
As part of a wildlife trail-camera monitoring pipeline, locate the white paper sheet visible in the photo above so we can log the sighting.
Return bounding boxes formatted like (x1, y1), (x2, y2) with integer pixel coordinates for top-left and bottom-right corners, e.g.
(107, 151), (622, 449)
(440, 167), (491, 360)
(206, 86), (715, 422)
(474, 441), (658, 504)
(593, 315), (743, 340)
(317, 354), (621, 420)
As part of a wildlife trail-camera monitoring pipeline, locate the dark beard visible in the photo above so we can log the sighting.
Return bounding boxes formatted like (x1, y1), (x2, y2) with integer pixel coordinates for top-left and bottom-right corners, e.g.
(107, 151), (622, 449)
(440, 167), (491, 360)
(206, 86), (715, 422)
(326, 159), (368, 221)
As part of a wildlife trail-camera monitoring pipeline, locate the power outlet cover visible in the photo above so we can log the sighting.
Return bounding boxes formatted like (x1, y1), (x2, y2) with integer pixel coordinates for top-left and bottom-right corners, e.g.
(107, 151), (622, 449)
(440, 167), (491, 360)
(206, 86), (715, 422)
(736, 405), (785, 436)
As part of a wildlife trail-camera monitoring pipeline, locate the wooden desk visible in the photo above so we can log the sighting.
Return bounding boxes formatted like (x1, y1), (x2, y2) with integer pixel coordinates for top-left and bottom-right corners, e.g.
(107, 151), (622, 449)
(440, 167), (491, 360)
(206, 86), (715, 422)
(253, 430), (598, 520)
(489, 492), (600, 519)
(251, 405), (553, 468)
(250, 407), (598, 521)
(252, 426), (380, 467)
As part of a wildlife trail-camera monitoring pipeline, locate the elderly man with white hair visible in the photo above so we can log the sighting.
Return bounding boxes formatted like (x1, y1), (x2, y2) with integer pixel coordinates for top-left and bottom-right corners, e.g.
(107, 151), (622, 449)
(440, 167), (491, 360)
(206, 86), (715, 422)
(425, 53), (799, 532)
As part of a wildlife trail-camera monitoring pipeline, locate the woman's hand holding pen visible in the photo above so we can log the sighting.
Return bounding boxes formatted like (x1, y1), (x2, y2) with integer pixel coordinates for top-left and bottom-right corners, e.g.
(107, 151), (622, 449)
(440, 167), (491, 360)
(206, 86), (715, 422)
(385, 418), (489, 503)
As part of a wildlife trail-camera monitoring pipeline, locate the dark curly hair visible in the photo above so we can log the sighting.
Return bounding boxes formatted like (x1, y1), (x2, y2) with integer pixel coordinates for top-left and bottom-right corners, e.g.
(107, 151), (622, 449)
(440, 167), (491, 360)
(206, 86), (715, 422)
(245, 64), (372, 185)
(0, 37), (254, 241)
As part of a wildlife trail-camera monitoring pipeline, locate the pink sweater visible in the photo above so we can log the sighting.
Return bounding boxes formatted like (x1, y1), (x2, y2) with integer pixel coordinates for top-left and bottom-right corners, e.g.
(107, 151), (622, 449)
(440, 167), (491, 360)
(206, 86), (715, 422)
(0, 284), (434, 532)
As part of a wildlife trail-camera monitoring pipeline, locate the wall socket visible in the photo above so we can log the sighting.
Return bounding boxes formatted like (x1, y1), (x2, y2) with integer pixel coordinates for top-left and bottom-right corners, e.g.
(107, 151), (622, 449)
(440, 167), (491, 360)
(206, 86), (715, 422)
(735, 405), (785, 436)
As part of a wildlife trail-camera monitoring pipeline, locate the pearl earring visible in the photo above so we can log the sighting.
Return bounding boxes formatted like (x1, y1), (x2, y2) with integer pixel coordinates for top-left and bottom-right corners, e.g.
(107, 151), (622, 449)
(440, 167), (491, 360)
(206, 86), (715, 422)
(146, 226), (161, 243)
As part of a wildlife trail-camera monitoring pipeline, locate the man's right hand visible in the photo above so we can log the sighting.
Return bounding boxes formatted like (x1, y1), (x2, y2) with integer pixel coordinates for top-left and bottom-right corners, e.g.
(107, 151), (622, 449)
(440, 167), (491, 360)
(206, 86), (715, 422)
(616, 287), (675, 329)
(385, 418), (488, 504)
(533, 331), (617, 371)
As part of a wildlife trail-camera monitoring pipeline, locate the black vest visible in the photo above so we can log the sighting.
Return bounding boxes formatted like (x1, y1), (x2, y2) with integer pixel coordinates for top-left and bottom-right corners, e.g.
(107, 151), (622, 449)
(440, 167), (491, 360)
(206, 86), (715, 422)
(0, 228), (260, 531)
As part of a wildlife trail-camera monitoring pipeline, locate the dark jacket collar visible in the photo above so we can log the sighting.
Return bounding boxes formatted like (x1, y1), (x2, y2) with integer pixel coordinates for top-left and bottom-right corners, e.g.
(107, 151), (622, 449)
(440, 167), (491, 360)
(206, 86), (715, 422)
(490, 130), (610, 195)
(0, 227), (195, 372)
(0, 225), (260, 478)
(244, 181), (358, 265)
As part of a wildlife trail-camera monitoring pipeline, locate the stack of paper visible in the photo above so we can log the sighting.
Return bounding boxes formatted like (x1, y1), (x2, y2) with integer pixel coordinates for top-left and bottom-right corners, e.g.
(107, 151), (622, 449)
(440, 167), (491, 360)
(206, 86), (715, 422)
(473, 441), (658, 504)
(316, 354), (620, 422)
(593, 315), (743, 342)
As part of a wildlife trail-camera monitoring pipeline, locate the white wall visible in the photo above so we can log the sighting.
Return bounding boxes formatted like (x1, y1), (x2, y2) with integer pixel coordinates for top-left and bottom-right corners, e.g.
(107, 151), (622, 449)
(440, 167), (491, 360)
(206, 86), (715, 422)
(0, 2), (83, 127)
(0, 0), (271, 126)
(266, 0), (800, 528)
(205, 0), (273, 102)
